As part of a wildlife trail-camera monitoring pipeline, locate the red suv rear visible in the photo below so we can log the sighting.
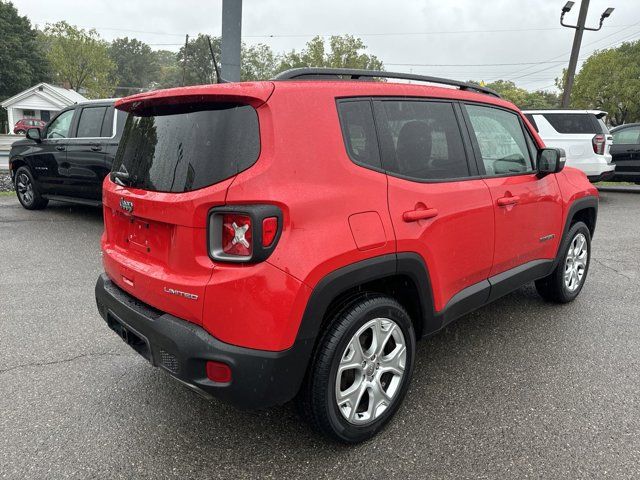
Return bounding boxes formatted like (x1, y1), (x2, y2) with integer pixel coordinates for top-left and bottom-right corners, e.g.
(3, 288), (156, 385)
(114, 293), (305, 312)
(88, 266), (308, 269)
(95, 68), (598, 443)
(13, 118), (46, 134)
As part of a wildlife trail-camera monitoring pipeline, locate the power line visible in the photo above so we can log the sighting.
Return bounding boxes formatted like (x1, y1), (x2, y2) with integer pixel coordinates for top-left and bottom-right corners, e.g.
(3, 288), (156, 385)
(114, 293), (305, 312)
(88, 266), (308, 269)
(31, 18), (636, 39)
(386, 60), (567, 67)
(498, 20), (640, 81)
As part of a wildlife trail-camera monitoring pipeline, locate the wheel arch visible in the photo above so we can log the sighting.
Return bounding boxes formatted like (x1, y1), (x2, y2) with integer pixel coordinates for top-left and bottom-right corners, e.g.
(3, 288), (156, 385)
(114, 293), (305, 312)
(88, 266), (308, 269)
(9, 156), (27, 180)
(296, 253), (436, 352)
(553, 195), (598, 269)
(565, 196), (598, 238)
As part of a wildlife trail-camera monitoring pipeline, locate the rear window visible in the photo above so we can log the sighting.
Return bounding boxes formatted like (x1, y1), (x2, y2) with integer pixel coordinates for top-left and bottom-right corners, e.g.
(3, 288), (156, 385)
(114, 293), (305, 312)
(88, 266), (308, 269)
(76, 106), (107, 138)
(112, 103), (260, 193)
(543, 113), (600, 134)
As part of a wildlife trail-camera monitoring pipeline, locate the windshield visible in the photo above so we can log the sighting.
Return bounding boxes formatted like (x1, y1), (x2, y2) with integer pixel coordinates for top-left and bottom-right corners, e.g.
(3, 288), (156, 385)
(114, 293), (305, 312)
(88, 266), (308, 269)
(111, 103), (260, 193)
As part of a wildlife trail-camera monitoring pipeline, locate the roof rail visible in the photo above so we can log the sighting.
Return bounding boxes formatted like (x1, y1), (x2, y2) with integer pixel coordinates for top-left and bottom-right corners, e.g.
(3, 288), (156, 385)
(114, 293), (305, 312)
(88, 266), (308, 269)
(272, 68), (501, 98)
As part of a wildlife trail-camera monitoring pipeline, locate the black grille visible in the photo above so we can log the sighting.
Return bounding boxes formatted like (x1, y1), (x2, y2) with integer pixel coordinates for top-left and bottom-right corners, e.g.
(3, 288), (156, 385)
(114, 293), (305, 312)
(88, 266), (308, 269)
(160, 349), (180, 374)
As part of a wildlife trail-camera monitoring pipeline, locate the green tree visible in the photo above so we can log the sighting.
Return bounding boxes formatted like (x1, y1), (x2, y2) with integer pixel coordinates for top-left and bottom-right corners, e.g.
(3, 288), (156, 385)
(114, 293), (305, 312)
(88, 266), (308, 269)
(44, 21), (116, 98)
(177, 35), (279, 84)
(153, 50), (181, 88)
(0, 1), (50, 130)
(241, 43), (278, 81)
(476, 80), (559, 110)
(277, 35), (383, 72)
(571, 42), (640, 126)
(178, 34), (221, 85)
(109, 37), (159, 96)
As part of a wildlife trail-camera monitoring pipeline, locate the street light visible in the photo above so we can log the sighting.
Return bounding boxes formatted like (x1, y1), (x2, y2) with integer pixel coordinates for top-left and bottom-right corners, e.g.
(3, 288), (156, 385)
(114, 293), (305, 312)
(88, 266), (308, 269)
(562, 1), (575, 14)
(559, 1), (614, 108)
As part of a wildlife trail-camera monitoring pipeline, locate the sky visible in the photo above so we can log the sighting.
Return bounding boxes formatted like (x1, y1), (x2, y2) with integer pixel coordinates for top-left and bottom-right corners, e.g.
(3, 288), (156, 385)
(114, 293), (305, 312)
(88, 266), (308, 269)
(12, 0), (640, 92)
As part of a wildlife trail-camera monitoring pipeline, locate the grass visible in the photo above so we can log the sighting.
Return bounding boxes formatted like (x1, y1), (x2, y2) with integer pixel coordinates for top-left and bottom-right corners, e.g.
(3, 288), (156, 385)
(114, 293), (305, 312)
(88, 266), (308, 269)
(595, 181), (635, 186)
(0, 191), (15, 196)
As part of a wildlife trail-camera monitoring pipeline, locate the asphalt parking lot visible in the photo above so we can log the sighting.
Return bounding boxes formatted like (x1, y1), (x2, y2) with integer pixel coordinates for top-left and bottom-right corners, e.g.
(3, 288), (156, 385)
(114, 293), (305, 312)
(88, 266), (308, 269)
(1, 191), (639, 479)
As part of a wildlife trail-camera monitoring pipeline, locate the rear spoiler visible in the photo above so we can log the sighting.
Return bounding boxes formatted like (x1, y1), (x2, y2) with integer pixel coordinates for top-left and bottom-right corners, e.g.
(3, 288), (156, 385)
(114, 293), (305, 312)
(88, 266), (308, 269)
(115, 82), (275, 113)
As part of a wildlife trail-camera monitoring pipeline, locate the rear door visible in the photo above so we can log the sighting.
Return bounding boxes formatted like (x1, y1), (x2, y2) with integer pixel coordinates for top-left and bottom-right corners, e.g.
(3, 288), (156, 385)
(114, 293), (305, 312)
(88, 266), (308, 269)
(376, 98), (495, 314)
(462, 103), (562, 277)
(64, 104), (111, 200)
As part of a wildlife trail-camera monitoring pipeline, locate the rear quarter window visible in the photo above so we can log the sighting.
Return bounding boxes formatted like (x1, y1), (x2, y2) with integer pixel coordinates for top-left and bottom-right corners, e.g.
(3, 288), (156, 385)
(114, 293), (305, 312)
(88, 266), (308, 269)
(543, 113), (600, 134)
(337, 100), (381, 169)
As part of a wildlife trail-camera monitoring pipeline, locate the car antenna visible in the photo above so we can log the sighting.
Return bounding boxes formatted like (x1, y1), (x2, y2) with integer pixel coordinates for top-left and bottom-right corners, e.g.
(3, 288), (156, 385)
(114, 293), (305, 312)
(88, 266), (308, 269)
(207, 35), (227, 84)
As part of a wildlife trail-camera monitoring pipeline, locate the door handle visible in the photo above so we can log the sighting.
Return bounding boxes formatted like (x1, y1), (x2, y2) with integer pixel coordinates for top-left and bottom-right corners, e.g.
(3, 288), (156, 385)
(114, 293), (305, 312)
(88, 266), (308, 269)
(497, 195), (520, 207)
(90, 144), (102, 151)
(56, 145), (65, 151)
(403, 208), (439, 222)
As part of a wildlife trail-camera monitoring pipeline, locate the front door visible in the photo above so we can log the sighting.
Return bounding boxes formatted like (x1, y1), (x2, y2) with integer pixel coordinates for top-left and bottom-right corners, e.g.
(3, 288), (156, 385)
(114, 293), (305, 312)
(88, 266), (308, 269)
(64, 105), (110, 200)
(375, 99), (495, 314)
(611, 125), (640, 181)
(29, 108), (76, 194)
(462, 103), (563, 277)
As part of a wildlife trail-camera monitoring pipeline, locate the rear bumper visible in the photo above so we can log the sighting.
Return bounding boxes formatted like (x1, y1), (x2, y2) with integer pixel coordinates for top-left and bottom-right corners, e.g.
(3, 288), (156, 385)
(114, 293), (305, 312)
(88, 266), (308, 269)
(587, 169), (616, 183)
(95, 273), (312, 409)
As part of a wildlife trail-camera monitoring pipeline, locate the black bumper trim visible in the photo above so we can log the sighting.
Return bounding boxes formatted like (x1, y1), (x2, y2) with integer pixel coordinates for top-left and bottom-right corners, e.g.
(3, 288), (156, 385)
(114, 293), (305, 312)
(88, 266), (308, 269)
(588, 170), (615, 183)
(95, 274), (312, 409)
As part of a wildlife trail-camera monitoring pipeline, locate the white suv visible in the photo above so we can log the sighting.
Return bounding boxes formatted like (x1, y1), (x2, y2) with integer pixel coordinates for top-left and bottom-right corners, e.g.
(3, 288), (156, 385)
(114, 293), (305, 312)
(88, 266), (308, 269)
(523, 110), (614, 182)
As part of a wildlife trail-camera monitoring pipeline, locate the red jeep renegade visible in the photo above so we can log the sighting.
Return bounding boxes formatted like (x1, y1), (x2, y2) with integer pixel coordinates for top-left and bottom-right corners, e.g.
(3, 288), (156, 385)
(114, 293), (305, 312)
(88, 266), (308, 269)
(95, 68), (598, 443)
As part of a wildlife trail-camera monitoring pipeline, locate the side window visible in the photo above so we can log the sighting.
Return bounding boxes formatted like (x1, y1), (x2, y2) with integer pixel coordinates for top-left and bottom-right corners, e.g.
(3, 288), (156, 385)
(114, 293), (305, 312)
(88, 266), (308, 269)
(337, 100), (381, 169)
(465, 104), (534, 176)
(46, 110), (75, 139)
(525, 131), (539, 168)
(524, 114), (539, 132)
(76, 106), (108, 138)
(378, 100), (469, 180)
(543, 113), (597, 134)
(613, 127), (640, 144)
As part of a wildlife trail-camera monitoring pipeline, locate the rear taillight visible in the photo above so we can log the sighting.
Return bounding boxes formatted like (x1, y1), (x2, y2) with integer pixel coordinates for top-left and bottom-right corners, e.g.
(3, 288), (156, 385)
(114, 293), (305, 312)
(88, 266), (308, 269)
(222, 214), (252, 256)
(592, 134), (606, 155)
(208, 206), (282, 263)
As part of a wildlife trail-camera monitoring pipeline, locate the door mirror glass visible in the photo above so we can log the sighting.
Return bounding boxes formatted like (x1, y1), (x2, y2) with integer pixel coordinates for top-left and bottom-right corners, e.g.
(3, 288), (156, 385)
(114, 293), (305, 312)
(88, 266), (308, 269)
(26, 128), (41, 142)
(538, 148), (565, 174)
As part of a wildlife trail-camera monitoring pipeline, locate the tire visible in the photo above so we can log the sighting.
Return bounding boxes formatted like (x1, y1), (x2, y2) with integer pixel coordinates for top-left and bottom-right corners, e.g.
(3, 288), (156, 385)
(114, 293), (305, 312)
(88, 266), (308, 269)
(535, 221), (591, 303)
(301, 294), (416, 443)
(14, 166), (48, 210)
(15, 129), (25, 135)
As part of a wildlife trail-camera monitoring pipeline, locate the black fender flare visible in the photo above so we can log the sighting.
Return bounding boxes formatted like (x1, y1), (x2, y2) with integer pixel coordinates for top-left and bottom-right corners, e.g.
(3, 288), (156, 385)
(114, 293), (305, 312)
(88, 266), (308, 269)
(552, 195), (598, 269)
(294, 252), (436, 350)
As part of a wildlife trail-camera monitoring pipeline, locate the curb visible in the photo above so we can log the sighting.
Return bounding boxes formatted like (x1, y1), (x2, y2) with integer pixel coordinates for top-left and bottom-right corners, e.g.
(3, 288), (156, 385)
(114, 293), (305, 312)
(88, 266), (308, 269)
(597, 186), (640, 194)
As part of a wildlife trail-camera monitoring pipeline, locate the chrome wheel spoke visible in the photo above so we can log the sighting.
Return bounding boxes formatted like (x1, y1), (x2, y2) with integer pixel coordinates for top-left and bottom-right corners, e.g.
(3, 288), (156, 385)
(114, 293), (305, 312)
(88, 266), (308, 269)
(563, 233), (588, 292)
(336, 317), (407, 426)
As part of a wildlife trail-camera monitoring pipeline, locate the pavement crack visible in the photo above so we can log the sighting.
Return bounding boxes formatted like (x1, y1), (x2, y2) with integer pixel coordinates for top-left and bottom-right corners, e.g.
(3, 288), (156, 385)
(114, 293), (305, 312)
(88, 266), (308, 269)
(592, 258), (635, 281)
(0, 351), (130, 374)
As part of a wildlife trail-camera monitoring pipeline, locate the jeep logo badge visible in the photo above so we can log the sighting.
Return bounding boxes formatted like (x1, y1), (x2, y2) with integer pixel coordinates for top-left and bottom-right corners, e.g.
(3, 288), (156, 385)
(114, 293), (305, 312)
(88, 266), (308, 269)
(120, 198), (134, 213)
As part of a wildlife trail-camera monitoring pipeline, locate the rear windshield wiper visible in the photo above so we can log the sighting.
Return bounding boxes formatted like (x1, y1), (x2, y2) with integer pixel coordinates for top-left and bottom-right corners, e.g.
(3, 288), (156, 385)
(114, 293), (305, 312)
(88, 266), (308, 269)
(111, 171), (131, 186)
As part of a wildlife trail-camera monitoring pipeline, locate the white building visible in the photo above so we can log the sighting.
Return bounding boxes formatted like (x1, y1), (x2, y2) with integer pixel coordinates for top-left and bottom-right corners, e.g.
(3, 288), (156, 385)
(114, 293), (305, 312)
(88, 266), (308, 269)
(1, 83), (88, 132)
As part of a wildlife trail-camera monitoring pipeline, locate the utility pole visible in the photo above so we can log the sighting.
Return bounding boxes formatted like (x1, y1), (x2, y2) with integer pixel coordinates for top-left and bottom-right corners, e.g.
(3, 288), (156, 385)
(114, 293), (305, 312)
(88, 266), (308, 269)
(221, 0), (242, 82)
(182, 34), (189, 86)
(560, 1), (614, 108)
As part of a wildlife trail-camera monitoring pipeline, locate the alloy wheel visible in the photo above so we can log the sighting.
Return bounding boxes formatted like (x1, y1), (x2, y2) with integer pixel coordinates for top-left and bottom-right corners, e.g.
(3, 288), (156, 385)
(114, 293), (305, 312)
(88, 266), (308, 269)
(16, 172), (34, 206)
(564, 232), (588, 292)
(335, 317), (407, 425)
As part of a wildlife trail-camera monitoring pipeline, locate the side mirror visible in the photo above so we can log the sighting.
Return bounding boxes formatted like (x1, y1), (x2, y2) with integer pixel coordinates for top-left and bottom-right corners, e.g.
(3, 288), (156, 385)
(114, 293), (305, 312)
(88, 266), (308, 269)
(537, 148), (565, 175)
(26, 128), (41, 142)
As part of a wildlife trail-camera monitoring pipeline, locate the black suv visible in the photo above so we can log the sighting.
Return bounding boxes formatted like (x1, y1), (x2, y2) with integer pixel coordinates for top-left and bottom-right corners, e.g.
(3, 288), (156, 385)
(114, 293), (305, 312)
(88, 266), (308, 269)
(9, 99), (126, 209)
